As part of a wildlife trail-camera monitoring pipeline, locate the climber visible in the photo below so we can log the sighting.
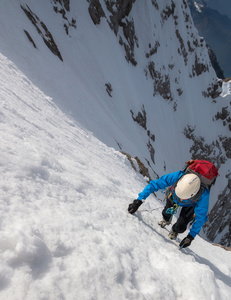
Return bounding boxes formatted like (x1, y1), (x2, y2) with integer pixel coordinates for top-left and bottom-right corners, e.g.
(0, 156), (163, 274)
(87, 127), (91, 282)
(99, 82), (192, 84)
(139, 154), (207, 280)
(128, 160), (218, 249)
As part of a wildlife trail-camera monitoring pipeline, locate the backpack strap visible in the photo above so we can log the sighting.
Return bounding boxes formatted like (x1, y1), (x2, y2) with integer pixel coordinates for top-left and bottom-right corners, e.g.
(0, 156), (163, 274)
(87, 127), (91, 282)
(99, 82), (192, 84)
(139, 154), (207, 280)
(188, 184), (205, 203)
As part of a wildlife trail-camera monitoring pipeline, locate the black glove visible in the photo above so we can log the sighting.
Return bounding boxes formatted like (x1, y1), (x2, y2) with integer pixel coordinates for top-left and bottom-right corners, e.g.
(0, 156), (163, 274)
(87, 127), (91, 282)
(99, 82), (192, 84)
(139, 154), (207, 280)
(128, 199), (142, 214)
(179, 234), (194, 249)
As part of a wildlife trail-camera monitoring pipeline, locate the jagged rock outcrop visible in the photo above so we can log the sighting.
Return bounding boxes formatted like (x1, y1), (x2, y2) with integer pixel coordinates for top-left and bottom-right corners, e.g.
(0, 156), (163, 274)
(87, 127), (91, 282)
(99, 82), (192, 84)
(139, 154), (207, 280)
(104, 0), (136, 35)
(21, 5), (63, 61)
(207, 46), (225, 79)
(130, 105), (155, 163)
(21, 1), (76, 58)
(106, 0), (138, 66)
(202, 80), (223, 99)
(121, 151), (152, 182)
(88, 0), (105, 25)
(130, 105), (147, 130)
(214, 106), (231, 132)
(145, 61), (173, 102)
(52, 0), (76, 35)
(24, 30), (37, 48)
(183, 125), (227, 168)
(105, 82), (113, 97)
(88, 0), (138, 65)
(53, 0), (70, 11)
(204, 172), (231, 247)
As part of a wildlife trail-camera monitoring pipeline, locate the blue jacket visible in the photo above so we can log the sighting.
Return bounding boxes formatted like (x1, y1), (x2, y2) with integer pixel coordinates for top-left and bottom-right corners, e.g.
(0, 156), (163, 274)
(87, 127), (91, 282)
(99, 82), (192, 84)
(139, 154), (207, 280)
(137, 170), (209, 238)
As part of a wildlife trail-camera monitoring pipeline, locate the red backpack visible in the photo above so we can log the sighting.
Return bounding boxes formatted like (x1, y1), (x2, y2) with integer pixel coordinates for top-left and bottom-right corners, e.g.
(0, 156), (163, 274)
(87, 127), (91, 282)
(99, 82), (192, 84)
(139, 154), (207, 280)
(185, 159), (219, 188)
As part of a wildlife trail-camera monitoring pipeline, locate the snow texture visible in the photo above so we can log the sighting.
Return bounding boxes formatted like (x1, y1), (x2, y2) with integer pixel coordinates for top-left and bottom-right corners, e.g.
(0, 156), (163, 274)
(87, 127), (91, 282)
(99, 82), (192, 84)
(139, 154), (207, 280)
(0, 1), (231, 299)
(1, 42), (231, 300)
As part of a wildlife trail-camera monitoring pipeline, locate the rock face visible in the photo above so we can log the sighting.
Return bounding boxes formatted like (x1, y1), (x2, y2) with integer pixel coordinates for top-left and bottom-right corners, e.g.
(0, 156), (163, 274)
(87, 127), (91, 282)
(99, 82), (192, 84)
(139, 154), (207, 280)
(187, 0), (231, 78)
(207, 46), (224, 79)
(21, 4), (63, 61)
(183, 125), (226, 169)
(183, 123), (231, 245)
(215, 107), (231, 132)
(88, 0), (106, 25)
(21, 0), (77, 60)
(204, 172), (231, 247)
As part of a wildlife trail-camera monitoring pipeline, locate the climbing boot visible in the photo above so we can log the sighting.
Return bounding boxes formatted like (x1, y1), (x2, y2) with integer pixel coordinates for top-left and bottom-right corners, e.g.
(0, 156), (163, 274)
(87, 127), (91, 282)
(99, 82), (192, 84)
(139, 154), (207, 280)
(168, 229), (178, 240)
(158, 219), (171, 228)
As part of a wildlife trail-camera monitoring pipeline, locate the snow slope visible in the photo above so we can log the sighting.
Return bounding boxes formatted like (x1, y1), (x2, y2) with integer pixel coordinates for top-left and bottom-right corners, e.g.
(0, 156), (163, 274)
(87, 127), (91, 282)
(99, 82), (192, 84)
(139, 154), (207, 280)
(1, 49), (231, 299)
(0, 0), (222, 173)
(7, 0), (228, 247)
(0, 0), (228, 205)
(0, 2), (231, 297)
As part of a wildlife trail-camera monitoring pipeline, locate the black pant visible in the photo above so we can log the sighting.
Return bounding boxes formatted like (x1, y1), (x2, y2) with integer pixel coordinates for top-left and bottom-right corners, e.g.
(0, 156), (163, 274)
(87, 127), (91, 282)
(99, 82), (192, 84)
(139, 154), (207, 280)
(162, 198), (195, 234)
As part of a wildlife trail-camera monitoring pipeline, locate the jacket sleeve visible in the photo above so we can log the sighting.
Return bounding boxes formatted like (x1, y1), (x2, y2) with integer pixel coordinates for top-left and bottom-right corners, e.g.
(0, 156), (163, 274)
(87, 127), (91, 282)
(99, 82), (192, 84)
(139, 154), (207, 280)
(137, 170), (185, 200)
(189, 188), (210, 238)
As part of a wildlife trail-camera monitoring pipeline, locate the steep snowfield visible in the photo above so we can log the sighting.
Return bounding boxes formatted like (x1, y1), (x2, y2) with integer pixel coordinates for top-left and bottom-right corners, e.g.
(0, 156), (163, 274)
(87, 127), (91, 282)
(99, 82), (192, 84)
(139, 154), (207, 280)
(5, 0), (228, 247)
(1, 0), (228, 208)
(0, 1), (231, 297)
(0, 0), (222, 175)
(1, 51), (231, 299)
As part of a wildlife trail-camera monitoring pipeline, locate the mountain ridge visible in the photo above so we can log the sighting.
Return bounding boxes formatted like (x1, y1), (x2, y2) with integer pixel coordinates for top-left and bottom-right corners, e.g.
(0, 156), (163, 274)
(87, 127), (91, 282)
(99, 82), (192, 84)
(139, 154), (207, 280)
(187, 0), (231, 78)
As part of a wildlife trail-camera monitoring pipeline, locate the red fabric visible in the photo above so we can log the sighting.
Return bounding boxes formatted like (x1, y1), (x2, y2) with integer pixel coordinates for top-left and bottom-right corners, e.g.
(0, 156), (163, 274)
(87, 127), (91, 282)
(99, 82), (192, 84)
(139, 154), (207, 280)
(188, 160), (219, 180)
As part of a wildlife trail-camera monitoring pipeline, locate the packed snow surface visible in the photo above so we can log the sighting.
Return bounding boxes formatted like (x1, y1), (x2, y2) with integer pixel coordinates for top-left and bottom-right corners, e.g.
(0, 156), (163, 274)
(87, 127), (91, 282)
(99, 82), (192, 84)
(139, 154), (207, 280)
(0, 0), (231, 298)
(1, 51), (231, 299)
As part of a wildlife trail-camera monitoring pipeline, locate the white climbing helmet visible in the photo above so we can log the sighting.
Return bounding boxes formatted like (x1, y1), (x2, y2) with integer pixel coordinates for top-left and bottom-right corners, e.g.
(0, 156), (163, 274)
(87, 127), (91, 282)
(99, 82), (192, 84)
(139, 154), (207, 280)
(175, 174), (201, 199)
